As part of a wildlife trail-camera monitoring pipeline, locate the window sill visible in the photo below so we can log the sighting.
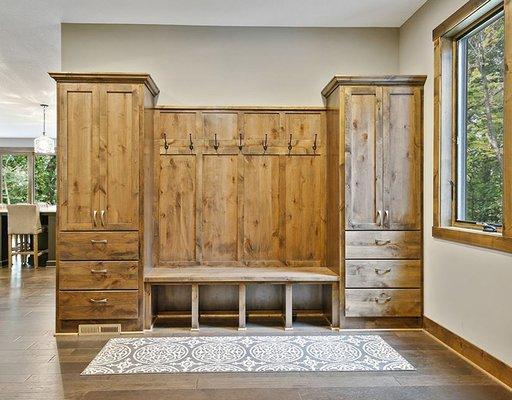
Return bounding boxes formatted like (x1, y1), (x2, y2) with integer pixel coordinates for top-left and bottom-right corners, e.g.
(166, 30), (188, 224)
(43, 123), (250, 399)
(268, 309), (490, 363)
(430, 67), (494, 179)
(432, 226), (512, 254)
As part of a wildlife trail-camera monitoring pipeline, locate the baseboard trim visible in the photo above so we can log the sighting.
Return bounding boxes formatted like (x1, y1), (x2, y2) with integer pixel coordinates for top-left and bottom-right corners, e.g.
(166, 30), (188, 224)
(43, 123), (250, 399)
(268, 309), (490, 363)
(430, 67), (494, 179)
(423, 317), (512, 388)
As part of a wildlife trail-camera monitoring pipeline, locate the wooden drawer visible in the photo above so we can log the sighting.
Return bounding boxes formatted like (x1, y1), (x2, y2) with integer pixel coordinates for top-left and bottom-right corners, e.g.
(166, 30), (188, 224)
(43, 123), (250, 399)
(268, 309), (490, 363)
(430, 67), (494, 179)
(345, 289), (421, 317)
(58, 290), (139, 320)
(59, 232), (139, 261)
(345, 231), (421, 259)
(59, 261), (139, 290)
(345, 260), (421, 288)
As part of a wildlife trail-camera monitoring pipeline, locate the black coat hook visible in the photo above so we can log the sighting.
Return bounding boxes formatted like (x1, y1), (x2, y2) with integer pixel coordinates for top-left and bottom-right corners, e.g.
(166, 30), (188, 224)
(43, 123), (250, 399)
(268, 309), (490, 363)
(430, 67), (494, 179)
(189, 133), (194, 151)
(163, 133), (169, 153)
(312, 133), (318, 153)
(213, 133), (219, 151)
(262, 133), (268, 153)
(238, 133), (243, 152)
(288, 133), (293, 155)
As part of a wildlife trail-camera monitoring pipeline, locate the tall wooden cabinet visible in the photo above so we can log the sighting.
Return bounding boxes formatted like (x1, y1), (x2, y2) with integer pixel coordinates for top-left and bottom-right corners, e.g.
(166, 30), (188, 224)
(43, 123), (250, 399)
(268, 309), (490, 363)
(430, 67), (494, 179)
(323, 76), (426, 328)
(51, 73), (159, 333)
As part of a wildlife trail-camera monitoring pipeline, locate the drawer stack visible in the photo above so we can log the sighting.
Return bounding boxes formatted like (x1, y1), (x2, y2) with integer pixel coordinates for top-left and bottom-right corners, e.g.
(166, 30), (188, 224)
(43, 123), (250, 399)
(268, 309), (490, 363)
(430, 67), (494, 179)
(344, 231), (422, 317)
(57, 232), (141, 327)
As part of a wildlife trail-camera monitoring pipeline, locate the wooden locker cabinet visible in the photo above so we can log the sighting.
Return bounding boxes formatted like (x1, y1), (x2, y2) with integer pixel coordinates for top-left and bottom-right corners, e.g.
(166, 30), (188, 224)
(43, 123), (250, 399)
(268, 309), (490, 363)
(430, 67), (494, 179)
(51, 72), (159, 333)
(58, 83), (141, 232)
(323, 76), (426, 327)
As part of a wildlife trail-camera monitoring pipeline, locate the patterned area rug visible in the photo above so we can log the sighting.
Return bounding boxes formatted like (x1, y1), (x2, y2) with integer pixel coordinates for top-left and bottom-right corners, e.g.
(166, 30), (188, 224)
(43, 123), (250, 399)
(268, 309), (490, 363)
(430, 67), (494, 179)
(82, 335), (414, 375)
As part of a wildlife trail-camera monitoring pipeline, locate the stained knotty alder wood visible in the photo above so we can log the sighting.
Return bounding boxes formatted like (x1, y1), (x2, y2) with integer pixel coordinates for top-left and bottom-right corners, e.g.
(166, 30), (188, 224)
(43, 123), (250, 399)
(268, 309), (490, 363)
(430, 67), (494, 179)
(59, 261), (139, 290)
(58, 231), (139, 261)
(345, 260), (421, 288)
(345, 289), (422, 317)
(345, 231), (422, 259)
(59, 290), (139, 320)
(432, 0), (512, 253)
(144, 266), (338, 283)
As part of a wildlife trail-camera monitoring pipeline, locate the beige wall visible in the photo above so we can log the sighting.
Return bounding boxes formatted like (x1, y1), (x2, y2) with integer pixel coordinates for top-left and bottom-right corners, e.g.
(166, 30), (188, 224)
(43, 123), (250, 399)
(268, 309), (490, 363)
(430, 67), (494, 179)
(61, 24), (398, 106)
(400, 0), (512, 366)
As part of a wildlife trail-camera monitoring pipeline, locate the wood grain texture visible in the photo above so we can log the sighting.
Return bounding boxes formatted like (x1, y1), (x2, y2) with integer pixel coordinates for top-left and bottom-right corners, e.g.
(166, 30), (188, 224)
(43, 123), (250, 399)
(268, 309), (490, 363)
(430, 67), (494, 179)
(424, 316), (512, 388)
(59, 261), (139, 290)
(345, 231), (422, 259)
(58, 231), (139, 261)
(345, 260), (421, 288)
(59, 290), (139, 320)
(345, 288), (422, 317)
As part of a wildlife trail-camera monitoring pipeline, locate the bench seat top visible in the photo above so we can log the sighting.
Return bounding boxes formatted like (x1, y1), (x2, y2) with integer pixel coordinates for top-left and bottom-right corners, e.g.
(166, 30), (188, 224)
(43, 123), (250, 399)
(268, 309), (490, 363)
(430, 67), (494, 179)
(144, 266), (339, 283)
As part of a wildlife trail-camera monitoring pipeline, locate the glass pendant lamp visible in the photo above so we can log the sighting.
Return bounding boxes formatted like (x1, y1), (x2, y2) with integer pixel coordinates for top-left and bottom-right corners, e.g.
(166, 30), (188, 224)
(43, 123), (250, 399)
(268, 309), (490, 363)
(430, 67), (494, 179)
(34, 104), (55, 154)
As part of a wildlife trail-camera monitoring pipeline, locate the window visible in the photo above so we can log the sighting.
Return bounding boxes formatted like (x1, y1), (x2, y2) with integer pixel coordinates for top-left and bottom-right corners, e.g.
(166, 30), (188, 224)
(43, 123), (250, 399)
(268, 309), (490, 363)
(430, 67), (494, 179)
(456, 11), (505, 228)
(1, 154), (29, 204)
(35, 155), (57, 205)
(0, 151), (57, 205)
(433, 0), (512, 253)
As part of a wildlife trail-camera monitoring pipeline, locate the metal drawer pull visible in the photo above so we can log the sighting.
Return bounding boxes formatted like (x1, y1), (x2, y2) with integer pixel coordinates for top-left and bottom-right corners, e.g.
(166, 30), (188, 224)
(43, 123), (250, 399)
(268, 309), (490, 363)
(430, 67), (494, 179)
(375, 268), (392, 275)
(90, 239), (108, 244)
(90, 269), (108, 274)
(373, 294), (392, 304)
(384, 210), (389, 225)
(100, 210), (106, 227)
(374, 239), (391, 246)
(92, 210), (98, 227)
(376, 210), (382, 226)
(89, 298), (108, 304)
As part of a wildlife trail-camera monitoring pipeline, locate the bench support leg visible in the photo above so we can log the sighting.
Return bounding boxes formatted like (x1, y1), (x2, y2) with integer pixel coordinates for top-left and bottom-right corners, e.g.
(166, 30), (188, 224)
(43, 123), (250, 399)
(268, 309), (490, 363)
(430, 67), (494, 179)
(191, 283), (199, 331)
(331, 282), (340, 330)
(144, 283), (153, 330)
(284, 283), (293, 331)
(238, 283), (247, 331)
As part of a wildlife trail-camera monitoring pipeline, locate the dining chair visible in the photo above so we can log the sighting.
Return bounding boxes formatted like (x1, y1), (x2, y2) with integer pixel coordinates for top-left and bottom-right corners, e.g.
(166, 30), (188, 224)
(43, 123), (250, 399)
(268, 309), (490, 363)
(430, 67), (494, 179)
(7, 204), (47, 269)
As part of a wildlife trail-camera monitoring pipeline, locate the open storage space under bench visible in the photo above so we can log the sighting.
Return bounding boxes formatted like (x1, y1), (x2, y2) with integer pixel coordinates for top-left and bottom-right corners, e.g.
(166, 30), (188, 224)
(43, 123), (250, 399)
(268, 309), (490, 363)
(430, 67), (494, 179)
(144, 266), (340, 331)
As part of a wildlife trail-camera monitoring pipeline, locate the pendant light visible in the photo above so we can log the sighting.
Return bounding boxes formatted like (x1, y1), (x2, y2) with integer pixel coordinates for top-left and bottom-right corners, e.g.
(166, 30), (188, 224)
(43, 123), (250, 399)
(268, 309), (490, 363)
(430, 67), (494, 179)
(34, 104), (55, 154)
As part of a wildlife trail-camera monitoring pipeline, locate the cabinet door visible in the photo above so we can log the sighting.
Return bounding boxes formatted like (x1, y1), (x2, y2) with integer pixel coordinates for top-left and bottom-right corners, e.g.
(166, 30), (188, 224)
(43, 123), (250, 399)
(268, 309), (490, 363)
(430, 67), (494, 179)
(344, 87), (384, 230)
(382, 87), (422, 230)
(58, 83), (100, 231)
(99, 85), (141, 230)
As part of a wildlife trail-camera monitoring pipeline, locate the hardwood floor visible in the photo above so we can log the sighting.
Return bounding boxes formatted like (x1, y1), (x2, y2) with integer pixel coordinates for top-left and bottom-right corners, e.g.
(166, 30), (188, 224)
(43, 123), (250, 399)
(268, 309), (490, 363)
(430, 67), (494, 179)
(0, 266), (511, 400)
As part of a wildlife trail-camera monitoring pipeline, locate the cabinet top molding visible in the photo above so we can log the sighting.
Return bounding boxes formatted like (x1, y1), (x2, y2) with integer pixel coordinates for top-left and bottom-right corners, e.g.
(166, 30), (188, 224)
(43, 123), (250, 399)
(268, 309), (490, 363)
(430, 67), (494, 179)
(321, 75), (427, 98)
(48, 72), (160, 97)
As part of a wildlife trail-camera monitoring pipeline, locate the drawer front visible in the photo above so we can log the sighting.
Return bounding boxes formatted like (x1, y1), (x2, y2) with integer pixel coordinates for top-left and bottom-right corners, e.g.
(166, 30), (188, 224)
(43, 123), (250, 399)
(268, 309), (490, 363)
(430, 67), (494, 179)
(59, 290), (139, 320)
(59, 232), (139, 261)
(345, 289), (421, 317)
(345, 231), (421, 259)
(345, 260), (421, 288)
(59, 261), (139, 290)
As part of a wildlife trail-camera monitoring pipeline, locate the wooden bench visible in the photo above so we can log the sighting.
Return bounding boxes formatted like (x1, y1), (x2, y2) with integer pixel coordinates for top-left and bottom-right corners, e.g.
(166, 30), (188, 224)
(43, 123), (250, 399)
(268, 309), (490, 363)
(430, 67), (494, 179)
(144, 266), (339, 331)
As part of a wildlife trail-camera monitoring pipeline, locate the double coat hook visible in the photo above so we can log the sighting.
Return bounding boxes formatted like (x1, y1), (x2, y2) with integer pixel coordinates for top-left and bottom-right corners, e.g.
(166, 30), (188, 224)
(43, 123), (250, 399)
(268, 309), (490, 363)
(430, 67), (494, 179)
(238, 134), (244, 152)
(213, 133), (219, 152)
(312, 133), (318, 153)
(163, 133), (169, 153)
(188, 133), (194, 151)
(262, 133), (268, 153)
(288, 134), (293, 155)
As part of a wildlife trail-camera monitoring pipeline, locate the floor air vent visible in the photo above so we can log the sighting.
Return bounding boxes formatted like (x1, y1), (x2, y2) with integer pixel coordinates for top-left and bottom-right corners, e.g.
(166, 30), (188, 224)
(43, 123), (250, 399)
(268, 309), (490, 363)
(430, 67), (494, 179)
(78, 324), (121, 335)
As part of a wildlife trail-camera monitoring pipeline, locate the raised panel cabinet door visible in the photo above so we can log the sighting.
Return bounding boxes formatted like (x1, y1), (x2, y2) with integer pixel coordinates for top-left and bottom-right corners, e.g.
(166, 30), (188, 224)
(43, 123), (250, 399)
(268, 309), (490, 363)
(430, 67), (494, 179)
(99, 84), (141, 230)
(158, 111), (198, 149)
(382, 87), (422, 230)
(344, 86), (384, 230)
(58, 83), (101, 231)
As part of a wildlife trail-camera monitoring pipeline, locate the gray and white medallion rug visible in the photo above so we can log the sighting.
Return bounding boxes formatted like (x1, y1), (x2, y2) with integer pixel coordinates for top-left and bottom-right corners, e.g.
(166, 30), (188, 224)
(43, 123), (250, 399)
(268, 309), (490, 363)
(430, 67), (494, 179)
(82, 335), (414, 375)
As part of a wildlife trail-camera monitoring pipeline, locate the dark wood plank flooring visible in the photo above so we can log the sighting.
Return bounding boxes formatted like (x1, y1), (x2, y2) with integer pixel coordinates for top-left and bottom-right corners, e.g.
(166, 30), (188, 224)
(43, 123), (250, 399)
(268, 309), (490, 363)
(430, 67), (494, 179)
(0, 266), (510, 400)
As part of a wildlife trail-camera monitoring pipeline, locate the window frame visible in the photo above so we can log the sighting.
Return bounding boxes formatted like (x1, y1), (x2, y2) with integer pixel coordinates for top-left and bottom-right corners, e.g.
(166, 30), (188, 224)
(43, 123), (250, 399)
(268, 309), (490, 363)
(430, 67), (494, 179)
(0, 148), (57, 206)
(433, 0), (512, 253)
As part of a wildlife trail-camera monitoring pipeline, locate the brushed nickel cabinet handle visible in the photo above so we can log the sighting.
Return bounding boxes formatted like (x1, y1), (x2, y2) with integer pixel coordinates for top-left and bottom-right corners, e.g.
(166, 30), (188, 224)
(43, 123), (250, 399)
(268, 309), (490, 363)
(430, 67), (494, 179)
(384, 210), (389, 225)
(376, 210), (382, 226)
(92, 210), (98, 227)
(100, 210), (106, 227)
(375, 268), (392, 275)
(373, 294), (392, 304)
(90, 269), (108, 274)
(89, 298), (108, 304)
(374, 239), (391, 246)
(90, 239), (108, 244)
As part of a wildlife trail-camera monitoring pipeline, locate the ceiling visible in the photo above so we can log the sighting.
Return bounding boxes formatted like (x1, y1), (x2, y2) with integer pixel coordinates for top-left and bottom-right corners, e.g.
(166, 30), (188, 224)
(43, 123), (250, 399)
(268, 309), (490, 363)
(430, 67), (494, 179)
(0, 0), (428, 139)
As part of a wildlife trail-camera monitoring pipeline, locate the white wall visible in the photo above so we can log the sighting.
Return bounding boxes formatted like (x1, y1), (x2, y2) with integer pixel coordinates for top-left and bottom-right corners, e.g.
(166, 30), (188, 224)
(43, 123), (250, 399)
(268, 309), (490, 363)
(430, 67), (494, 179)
(61, 24), (399, 106)
(400, 0), (512, 366)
